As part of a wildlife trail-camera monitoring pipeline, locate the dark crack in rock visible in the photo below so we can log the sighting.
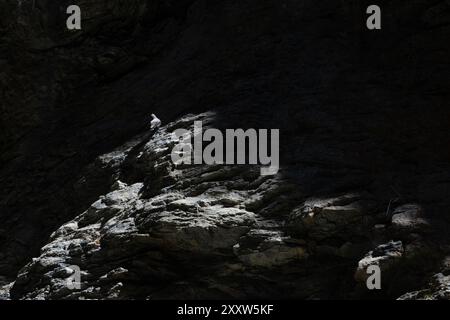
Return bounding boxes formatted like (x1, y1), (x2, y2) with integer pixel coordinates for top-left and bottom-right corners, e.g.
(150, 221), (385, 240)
(1, 0), (450, 300)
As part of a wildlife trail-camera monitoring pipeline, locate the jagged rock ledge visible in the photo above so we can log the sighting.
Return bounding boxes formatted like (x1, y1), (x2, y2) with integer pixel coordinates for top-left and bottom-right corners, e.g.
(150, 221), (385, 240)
(2, 113), (446, 300)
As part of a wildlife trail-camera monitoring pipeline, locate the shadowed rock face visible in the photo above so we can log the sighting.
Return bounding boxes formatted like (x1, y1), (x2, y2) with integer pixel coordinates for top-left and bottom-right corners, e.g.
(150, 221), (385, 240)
(1, 0), (450, 299)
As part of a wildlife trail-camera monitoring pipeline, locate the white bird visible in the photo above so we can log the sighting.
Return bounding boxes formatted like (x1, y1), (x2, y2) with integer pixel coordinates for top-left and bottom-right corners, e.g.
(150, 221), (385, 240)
(150, 113), (161, 131)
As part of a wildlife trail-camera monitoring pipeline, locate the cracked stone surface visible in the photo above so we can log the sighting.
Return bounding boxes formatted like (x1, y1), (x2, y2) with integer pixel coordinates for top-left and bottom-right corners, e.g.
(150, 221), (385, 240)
(1, 0), (450, 300)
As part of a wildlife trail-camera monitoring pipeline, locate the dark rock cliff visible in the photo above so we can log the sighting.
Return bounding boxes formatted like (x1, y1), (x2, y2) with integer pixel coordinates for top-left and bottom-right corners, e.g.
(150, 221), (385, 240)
(1, 0), (450, 299)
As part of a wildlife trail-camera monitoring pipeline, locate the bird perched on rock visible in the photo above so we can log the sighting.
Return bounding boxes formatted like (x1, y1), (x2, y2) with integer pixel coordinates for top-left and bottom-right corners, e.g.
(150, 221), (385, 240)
(150, 113), (161, 131)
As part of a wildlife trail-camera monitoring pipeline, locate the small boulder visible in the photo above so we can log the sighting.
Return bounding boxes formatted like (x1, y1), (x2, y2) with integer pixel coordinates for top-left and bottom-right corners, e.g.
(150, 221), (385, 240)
(391, 204), (430, 236)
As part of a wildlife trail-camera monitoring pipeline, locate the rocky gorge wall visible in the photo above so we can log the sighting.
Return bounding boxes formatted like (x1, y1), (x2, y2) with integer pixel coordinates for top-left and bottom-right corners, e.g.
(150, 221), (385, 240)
(1, 0), (450, 299)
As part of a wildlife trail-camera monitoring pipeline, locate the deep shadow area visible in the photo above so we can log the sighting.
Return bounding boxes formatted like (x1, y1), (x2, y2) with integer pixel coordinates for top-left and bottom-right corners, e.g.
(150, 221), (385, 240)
(0, 0), (449, 299)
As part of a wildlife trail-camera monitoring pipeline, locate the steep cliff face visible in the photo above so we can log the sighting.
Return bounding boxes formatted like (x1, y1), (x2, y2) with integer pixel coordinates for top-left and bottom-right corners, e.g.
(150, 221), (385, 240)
(1, 0), (450, 299)
(0, 0), (197, 276)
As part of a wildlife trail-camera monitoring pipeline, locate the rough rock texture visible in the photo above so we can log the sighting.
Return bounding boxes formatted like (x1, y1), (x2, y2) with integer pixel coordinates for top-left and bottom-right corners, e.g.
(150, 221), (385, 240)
(397, 255), (450, 300)
(355, 241), (404, 283)
(399, 273), (450, 300)
(2, 113), (446, 300)
(1, 0), (450, 299)
(9, 113), (311, 299)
